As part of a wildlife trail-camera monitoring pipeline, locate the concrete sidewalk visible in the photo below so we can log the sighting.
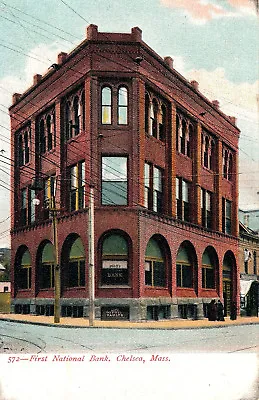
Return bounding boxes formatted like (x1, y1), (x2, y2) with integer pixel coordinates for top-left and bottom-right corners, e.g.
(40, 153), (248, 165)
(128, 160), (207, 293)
(0, 313), (258, 330)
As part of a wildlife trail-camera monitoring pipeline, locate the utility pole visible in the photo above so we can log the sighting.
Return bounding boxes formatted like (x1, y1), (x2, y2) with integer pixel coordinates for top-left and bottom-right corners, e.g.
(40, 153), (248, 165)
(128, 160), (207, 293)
(88, 185), (95, 326)
(51, 193), (61, 324)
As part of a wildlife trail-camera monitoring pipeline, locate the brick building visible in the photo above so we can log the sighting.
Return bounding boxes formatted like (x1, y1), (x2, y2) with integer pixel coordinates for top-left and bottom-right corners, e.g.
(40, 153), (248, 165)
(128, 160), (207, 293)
(9, 25), (240, 321)
(239, 222), (259, 316)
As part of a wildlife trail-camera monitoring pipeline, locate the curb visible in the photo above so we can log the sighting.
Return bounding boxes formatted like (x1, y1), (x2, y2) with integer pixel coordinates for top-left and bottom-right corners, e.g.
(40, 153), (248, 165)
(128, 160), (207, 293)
(1, 317), (259, 330)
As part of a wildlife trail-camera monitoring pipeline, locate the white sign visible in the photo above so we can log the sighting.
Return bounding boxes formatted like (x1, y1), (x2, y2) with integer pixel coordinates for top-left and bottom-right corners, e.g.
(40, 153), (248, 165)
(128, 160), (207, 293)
(102, 261), (127, 269)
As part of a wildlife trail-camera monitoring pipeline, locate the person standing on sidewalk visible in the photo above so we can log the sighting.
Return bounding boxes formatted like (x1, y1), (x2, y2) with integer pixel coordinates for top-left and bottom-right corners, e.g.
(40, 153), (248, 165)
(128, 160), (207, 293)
(217, 300), (225, 321)
(230, 301), (237, 320)
(208, 299), (217, 321)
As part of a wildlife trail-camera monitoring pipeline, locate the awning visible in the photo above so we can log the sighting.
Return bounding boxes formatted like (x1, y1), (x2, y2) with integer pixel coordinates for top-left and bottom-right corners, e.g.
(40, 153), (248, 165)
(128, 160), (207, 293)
(240, 279), (257, 296)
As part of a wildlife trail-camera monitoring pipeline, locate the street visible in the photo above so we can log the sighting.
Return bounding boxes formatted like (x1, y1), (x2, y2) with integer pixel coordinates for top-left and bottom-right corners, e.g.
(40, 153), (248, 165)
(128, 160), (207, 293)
(0, 320), (258, 353)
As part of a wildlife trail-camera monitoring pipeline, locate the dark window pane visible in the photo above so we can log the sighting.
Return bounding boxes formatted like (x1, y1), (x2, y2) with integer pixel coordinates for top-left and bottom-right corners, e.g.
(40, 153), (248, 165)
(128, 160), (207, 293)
(176, 264), (182, 287)
(79, 260), (85, 286)
(153, 261), (165, 287)
(182, 265), (192, 288)
(68, 261), (78, 287)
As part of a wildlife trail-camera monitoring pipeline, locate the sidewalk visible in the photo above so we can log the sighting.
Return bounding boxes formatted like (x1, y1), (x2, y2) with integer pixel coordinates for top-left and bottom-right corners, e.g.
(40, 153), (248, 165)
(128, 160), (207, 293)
(0, 313), (258, 330)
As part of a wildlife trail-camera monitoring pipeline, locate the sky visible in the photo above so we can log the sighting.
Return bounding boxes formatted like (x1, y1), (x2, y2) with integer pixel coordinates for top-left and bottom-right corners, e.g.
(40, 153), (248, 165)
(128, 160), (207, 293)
(0, 0), (258, 247)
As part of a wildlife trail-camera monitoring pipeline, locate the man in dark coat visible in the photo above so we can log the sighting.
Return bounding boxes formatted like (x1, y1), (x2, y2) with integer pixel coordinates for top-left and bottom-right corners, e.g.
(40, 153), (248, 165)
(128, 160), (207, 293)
(208, 299), (217, 321)
(217, 300), (225, 321)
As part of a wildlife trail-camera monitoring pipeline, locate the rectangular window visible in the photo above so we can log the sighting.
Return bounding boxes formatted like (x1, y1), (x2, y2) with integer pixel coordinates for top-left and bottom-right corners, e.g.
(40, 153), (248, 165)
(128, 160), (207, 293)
(222, 198), (232, 234)
(176, 177), (190, 222)
(21, 188), (27, 226)
(102, 157), (127, 205)
(153, 167), (163, 213)
(43, 176), (56, 219)
(69, 161), (85, 212)
(144, 163), (163, 213)
(202, 267), (215, 289)
(176, 264), (192, 288)
(254, 251), (257, 275)
(201, 189), (212, 229)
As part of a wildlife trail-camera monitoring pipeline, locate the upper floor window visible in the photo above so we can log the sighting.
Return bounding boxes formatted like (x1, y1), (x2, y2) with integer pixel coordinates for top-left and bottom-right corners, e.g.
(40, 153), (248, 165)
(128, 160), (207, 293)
(64, 88), (85, 140)
(20, 187), (35, 226)
(144, 163), (163, 213)
(69, 161), (85, 212)
(202, 132), (215, 170)
(43, 175), (56, 219)
(176, 177), (190, 222)
(222, 198), (232, 235)
(118, 86), (128, 125)
(145, 91), (166, 141)
(101, 84), (129, 126)
(17, 127), (30, 166)
(37, 110), (55, 154)
(176, 113), (193, 157)
(102, 156), (128, 205)
(201, 189), (212, 229)
(222, 147), (233, 181)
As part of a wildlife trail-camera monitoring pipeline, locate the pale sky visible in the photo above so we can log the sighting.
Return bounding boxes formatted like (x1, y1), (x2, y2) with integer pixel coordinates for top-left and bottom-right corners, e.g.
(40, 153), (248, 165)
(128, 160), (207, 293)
(0, 0), (258, 247)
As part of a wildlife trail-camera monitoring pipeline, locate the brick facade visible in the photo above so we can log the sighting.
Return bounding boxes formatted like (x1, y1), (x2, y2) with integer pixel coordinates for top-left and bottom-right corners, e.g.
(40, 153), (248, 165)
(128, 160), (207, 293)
(10, 25), (240, 321)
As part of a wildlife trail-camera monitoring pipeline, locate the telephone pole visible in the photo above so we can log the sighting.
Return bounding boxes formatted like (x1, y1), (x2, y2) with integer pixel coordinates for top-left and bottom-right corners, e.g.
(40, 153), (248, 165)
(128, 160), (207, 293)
(88, 185), (95, 326)
(51, 194), (61, 324)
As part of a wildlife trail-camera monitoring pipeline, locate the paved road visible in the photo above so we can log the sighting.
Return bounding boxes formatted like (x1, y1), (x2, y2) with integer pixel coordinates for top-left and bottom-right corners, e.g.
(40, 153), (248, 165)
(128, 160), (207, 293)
(0, 320), (258, 353)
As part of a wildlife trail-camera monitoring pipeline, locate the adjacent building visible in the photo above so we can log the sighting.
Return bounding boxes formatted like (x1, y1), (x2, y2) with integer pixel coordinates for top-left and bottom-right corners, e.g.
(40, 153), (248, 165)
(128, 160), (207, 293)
(10, 25), (240, 321)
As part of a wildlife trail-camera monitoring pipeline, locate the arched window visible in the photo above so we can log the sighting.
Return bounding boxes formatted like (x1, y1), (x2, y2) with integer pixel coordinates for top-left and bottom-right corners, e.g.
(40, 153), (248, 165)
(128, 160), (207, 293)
(151, 99), (158, 138)
(16, 248), (32, 289)
(46, 115), (52, 151)
(24, 132), (29, 164)
(204, 136), (210, 168)
(202, 249), (215, 289)
(101, 233), (129, 285)
(73, 96), (80, 135)
(40, 242), (55, 289)
(145, 238), (166, 287)
(176, 245), (193, 288)
(18, 135), (24, 166)
(118, 86), (128, 125)
(67, 237), (85, 287)
(65, 102), (72, 140)
(228, 153), (233, 181)
(145, 93), (150, 133)
(80, 91), (85, 131)
(39, 119), (46, 153)
(102, 87), (112, 124)
(210, 140), (215, 171)
(176, 114), (180, 152)
(181, 119), (186, 154)
(159, 104), (166, 141)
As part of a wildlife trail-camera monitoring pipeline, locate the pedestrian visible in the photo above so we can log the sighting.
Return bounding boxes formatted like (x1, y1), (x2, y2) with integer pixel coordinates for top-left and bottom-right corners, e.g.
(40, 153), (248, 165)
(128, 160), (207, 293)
(230, 301), (237, 320)
(208, 299), (217, 321)
(217, 300), (225, 321)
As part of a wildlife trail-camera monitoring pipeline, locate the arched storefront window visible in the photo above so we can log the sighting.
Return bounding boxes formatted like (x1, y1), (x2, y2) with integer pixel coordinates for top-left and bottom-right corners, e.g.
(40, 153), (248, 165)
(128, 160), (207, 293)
(176, 245), (193, 288)
(16, 248), (32, 290)
(145, 238), (166, 287)
(40, 242), (55, 289)
(101, 233), (129, 285)
(67, 237), (85, 287)
(202, 249), (215, 289)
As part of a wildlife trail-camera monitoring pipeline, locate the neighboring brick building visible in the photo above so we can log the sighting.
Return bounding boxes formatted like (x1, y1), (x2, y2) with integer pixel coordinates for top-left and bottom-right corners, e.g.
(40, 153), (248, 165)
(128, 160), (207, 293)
(239, 222), (259, 316)
(9, 25), (240, 321)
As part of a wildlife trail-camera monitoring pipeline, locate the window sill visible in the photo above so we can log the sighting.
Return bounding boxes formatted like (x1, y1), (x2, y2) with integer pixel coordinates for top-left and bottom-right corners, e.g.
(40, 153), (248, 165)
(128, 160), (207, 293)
(99, 285), (131, 289)
(145, 132), (165, 144)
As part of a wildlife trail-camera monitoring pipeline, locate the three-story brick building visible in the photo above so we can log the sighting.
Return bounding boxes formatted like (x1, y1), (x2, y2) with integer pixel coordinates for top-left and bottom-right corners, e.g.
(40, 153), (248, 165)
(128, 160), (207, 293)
(10, 25), (240, 320)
